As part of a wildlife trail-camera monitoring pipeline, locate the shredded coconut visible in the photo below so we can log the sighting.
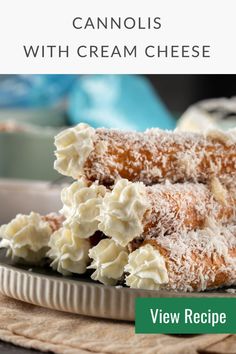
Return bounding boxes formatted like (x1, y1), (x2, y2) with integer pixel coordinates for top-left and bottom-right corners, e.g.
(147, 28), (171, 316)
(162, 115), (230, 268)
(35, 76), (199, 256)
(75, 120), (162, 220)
(209, 177), (228, 205)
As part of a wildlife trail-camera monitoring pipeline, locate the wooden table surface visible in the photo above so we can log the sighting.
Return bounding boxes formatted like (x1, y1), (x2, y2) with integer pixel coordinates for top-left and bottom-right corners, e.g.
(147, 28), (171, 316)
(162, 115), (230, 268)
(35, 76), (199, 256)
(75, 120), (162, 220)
(0, 341), (41, 354)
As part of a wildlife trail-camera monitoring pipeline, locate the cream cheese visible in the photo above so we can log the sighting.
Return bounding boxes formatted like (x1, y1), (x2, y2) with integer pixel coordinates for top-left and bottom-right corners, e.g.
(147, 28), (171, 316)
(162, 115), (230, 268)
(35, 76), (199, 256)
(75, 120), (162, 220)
(0, 212), (52, 263)
(88, 238), (128, 285)
(47, 227), (90, 275)
(61, 178), (106, 238)
(125, 244), (169, 290)
(98, 179), (148, 246)
(54, 123), (95, 179)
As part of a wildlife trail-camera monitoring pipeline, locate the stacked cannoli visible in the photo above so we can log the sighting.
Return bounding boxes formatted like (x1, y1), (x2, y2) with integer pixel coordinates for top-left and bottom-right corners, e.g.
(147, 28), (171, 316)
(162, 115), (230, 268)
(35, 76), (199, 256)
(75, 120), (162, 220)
(1, 122), (236, 292)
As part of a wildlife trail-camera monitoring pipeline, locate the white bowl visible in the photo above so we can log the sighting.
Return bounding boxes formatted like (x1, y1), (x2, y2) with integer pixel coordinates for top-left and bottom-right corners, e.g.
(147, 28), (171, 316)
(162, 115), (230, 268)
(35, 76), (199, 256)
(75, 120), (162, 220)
(0, 179), (62, 224)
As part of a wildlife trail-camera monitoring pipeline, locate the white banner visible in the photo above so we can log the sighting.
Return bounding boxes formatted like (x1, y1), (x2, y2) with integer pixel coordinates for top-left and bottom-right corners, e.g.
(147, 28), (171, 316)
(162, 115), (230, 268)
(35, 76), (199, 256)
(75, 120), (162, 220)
(0, 0), (235, 74)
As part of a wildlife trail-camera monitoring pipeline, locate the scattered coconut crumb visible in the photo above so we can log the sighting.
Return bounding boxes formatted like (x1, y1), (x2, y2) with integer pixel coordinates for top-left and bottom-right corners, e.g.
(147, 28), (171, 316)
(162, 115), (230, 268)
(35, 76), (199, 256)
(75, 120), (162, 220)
(209, 177), (228, 205)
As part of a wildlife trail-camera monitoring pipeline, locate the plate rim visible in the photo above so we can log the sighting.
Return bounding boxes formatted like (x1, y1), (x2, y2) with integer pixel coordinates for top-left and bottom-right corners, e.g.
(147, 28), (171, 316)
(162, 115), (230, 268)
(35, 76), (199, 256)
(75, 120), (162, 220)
(1, 260), (236, 296)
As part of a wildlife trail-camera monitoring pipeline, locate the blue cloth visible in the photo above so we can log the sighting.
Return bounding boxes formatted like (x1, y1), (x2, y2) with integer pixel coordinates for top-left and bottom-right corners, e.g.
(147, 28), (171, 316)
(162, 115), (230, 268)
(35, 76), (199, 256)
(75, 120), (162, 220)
(0, 75), (76, 107)
(0, 74), (175, 130)
(68, 75), (175, 130)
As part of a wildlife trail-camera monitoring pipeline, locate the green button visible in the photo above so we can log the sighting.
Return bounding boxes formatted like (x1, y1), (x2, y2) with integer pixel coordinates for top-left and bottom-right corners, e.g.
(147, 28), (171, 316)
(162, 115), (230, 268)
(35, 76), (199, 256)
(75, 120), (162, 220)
(135, 298), (236, 334)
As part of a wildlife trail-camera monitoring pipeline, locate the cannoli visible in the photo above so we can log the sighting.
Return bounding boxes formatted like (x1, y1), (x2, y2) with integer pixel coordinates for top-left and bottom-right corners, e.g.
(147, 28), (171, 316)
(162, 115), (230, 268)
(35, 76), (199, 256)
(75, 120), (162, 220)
(54, 123), (236, 185)
(0, 212), (63, 264)
(98, 179), (236, 247)
(125, 223), (236, 292)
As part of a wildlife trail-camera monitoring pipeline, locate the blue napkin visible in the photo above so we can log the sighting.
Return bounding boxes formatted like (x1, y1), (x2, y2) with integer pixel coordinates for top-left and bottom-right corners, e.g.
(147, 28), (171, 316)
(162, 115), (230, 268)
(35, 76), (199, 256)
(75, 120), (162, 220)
(0, 75), (76, 107)
(68, 75), (175, 130)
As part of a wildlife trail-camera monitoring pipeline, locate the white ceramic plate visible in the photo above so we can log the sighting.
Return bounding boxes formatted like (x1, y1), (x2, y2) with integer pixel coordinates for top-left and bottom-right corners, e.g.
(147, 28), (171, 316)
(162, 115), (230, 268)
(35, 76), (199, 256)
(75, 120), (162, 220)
(0, 251), (235, 322)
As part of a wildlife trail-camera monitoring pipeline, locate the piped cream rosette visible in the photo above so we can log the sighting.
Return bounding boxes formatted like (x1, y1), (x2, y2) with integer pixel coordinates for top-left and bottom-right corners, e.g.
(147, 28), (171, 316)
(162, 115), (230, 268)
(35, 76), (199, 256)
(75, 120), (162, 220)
(47, 227), (90, 275)
(98, 179), (148, 247)
(125, 243), (169, 290)
(60, 177), (107, 239)
(88, 239), (128, 286)
(0, 212), (55, 264)
(54, 123), (96, 179)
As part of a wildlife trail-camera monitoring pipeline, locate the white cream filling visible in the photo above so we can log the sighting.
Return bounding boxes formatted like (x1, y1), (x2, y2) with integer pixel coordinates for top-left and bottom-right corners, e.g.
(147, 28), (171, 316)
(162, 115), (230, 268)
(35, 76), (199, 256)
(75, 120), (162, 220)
(125, 244), (169, 290)
(47, 227), (90, 275)
(54, 123), (95, 179)
(60, 178), (106, 238)
(0, 212), (52, 264)
(88, 238), (128, 286)
(98, 179), (148, 247)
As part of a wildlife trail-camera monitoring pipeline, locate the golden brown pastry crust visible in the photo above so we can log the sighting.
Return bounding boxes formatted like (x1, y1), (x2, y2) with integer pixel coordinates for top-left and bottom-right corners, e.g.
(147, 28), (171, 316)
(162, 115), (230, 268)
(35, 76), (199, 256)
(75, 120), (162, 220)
(84, 128), (236, 185)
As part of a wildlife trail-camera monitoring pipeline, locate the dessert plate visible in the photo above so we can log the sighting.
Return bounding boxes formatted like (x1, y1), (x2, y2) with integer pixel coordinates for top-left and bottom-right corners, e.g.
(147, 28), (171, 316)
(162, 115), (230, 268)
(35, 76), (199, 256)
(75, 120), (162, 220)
(0, 250), (234, 321)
